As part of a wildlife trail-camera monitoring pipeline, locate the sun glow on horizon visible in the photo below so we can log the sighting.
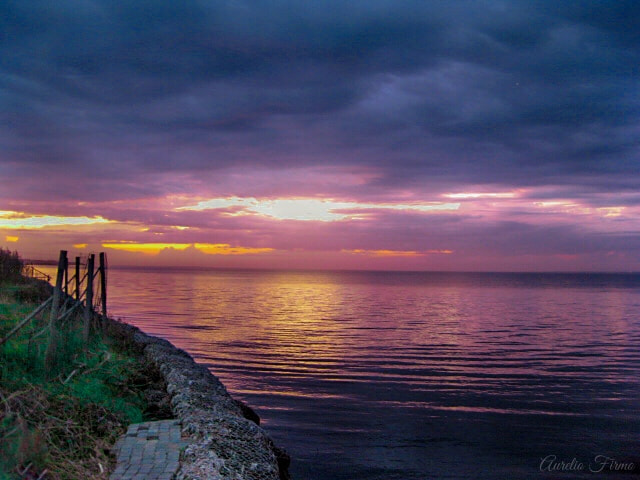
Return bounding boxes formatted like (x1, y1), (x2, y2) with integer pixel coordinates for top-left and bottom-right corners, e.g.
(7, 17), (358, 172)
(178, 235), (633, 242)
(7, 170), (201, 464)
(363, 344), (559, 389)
(443, 191), (519, 199)
(102, 242), (274, 256)
(343, 248), (453, 257)
(194, 243), (274, 255)
(102, 243), (192, 254)
(177, 197), (460, 221)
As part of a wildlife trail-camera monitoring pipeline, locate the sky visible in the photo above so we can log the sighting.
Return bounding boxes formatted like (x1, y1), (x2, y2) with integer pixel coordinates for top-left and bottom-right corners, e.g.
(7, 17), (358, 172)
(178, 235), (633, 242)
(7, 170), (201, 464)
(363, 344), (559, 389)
(1, 0), (639, 271)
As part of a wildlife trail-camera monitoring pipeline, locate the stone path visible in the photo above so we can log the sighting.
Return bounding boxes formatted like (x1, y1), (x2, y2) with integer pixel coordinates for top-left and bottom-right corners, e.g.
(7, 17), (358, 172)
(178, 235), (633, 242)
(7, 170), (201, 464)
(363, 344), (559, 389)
(110, 419), (186, 480)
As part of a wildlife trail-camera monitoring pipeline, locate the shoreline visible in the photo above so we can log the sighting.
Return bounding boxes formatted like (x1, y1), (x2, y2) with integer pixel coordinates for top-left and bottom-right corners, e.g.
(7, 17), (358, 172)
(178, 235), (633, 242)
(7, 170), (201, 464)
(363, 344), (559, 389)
(102, 315), (291, 480)
(2, 272), (290, 479)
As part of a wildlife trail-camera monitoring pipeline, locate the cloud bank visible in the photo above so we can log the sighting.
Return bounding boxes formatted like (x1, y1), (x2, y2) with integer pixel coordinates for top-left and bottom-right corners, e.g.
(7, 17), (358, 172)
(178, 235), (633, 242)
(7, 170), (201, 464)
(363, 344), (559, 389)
(1, 1), (639, 270)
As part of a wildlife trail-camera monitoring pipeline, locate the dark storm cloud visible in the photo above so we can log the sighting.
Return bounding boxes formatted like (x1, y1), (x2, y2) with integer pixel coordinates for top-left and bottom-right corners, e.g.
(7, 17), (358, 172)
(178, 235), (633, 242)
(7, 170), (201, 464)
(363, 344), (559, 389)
(1, 0), (639, 202)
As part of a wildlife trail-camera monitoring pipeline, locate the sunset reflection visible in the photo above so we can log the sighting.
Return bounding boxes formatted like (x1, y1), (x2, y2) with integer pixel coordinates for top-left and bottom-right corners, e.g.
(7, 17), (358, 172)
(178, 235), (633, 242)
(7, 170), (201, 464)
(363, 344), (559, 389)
(88, 268), (640, 412)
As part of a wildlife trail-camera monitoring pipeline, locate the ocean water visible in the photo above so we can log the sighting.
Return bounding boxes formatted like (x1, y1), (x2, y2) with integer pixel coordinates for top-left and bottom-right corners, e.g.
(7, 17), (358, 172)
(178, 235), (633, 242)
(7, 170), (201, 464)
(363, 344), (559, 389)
(45, 267), (640, 478)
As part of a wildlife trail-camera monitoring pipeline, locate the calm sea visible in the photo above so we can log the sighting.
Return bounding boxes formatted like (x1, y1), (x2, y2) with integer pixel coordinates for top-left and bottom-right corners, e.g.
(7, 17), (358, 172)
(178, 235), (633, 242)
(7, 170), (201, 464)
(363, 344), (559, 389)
(43, 267), (640, 479)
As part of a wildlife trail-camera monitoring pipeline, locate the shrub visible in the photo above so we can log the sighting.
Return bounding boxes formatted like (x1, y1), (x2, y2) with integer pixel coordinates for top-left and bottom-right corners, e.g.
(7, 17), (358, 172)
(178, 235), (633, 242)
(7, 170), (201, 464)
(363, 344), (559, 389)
(0, 249), (23, 284)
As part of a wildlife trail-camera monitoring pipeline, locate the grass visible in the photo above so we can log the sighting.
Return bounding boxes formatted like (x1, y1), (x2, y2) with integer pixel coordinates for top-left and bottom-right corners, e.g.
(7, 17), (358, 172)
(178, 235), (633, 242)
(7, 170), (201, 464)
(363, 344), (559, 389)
(0, 252), (156, 479)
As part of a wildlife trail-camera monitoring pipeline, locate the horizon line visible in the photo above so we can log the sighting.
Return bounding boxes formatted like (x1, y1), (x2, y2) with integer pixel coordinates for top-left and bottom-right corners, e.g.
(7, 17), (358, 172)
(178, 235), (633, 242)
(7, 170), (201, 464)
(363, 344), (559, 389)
(26, 260), (640, 276)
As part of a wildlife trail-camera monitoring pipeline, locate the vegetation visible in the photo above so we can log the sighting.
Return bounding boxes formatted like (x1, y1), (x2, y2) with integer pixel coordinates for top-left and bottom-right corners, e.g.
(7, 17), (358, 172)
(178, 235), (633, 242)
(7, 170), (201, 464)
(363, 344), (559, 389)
(0, 249), (22, 285)
(0, 249), (157, 479)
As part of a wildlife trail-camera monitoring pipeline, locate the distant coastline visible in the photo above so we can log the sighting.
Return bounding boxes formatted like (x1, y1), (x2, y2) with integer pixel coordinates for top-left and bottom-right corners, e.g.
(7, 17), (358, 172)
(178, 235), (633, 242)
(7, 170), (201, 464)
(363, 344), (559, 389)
(25, 258), (58, 265)
(32, 261), (640, 275)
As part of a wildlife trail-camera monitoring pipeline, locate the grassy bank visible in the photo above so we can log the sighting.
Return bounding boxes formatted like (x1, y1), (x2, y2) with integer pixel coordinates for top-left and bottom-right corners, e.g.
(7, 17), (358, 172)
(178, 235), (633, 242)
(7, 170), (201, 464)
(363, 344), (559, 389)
(0, 249), (160, 480)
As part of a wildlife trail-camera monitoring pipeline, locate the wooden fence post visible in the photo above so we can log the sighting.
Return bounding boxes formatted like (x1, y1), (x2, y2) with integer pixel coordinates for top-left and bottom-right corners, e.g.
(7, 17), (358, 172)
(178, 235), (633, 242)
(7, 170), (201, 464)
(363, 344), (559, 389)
(83, 254), (95, 347)
(45, 250), (67, 371)
(99, 252), (107, 317)
(63, 254), (69, 296)
(75, 256), (80, 301)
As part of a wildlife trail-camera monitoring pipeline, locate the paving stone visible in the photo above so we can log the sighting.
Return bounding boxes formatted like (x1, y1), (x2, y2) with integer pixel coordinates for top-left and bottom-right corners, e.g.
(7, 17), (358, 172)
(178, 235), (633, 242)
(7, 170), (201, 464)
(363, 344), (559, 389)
(110, 420), (187, 480)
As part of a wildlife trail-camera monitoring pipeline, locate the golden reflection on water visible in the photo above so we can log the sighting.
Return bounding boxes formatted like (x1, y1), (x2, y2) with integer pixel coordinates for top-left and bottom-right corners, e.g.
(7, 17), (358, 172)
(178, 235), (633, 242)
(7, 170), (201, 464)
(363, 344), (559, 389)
(180, 271), (350, 369)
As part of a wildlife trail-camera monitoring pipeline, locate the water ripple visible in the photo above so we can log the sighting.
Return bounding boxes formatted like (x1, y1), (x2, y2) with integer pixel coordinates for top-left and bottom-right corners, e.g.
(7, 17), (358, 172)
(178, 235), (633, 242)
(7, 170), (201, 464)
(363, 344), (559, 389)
(85, 268), (640, 480)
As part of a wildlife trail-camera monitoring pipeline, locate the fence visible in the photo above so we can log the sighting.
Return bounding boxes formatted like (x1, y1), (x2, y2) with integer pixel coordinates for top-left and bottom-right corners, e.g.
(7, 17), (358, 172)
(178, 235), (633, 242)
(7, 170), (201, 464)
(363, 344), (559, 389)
(0, 250), (108, 372)
(22, 264), (51, 283)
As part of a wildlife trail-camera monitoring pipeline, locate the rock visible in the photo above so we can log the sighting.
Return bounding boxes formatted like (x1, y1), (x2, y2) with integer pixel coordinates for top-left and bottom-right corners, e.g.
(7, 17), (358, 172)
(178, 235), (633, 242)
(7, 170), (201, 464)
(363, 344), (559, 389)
(234, 398), (261, 425)
(102, 316), (291, 480)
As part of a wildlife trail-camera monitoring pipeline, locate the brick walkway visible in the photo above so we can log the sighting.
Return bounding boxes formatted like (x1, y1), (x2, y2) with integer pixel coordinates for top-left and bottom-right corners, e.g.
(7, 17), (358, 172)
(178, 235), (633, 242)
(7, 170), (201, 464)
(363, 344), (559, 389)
(110, 419), (185, 480)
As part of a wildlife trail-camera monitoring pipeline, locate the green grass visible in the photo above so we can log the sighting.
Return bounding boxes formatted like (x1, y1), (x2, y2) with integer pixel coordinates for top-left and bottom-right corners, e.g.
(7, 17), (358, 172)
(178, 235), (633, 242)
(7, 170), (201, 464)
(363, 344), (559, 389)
(0, 281), (150, 480)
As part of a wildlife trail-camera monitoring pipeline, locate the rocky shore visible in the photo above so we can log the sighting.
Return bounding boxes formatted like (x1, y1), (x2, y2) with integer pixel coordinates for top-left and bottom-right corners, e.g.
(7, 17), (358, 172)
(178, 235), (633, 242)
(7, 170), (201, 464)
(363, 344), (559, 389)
(103, 317), (291, 480)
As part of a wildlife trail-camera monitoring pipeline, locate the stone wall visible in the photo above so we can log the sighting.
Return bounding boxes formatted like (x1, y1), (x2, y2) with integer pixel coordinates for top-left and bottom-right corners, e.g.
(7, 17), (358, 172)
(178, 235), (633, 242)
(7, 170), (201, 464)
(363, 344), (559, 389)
(104, 317), (290, 480)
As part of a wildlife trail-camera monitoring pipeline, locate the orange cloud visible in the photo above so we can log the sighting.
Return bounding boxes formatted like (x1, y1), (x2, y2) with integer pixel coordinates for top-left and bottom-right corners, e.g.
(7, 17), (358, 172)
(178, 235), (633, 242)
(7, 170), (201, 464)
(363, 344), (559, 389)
(194, 243), (274, 255)
(102, 242), (191, 255)
(101, 242), (274, 256)
(5, 235), (19, 242)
